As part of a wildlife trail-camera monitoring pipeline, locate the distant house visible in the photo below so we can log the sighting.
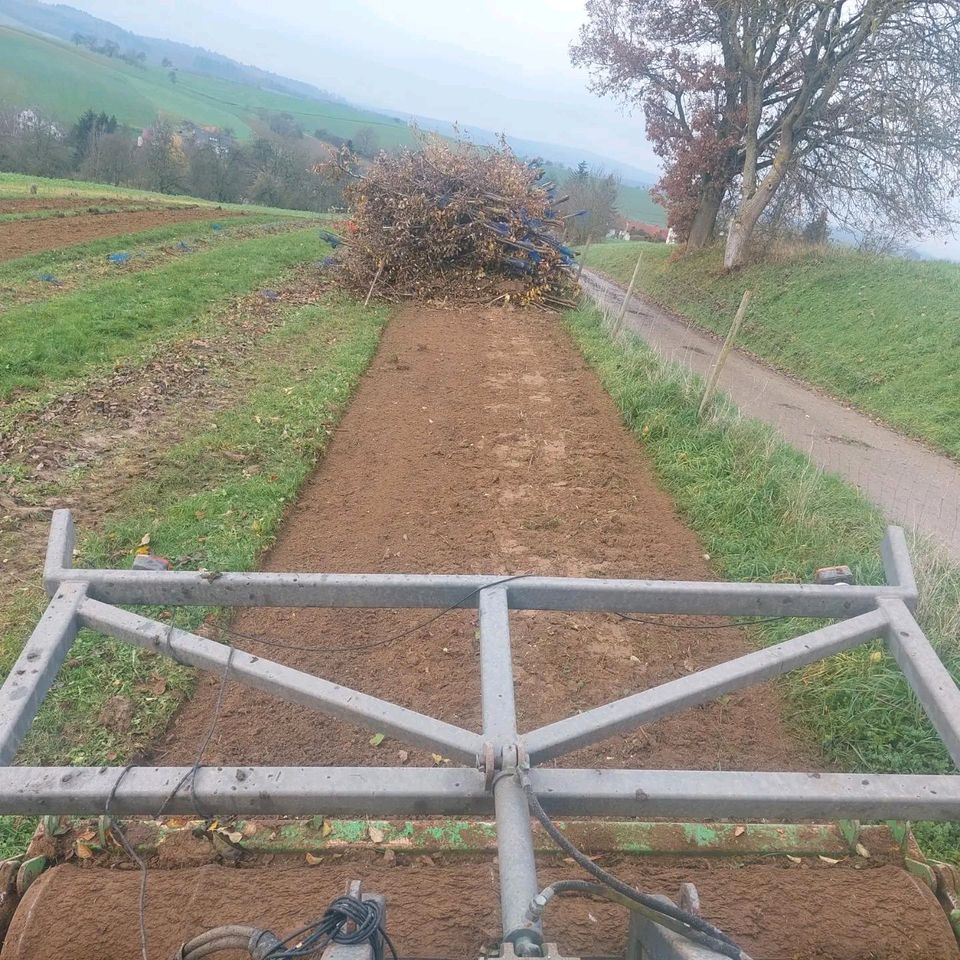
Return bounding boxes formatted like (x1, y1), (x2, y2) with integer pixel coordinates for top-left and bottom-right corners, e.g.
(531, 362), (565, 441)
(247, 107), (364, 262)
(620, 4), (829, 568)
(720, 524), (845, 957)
(615, 218), (669, 242)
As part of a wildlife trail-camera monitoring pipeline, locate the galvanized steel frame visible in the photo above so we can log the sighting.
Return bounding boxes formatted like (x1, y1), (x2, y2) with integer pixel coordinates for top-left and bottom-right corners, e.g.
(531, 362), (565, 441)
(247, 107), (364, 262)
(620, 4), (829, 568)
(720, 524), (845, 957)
(3, 510), (960, 952)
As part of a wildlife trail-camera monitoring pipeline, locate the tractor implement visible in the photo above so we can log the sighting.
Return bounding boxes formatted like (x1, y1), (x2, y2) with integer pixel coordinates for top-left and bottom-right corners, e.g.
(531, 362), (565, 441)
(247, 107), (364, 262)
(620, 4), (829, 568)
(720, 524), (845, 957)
(0, 510), (957, 958)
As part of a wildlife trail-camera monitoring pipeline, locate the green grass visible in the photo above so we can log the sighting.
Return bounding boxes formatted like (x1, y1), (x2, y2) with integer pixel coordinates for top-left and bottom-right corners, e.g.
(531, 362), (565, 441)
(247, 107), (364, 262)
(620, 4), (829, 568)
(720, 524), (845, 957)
(616, 184), (666, 226)
(565, 303), (960, 862)
(0, 293), (388, 856)
(584, 241), (960, 458)
(0, 25), (417, 147)
(0, 226), (325, 399)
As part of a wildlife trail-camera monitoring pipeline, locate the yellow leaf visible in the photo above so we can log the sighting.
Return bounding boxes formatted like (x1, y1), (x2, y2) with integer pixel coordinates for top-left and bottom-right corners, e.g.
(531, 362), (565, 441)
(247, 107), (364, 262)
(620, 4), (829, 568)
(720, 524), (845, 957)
(855, 842), (870, 858)
(139, 534), (151, 546)
(818, 855), (841, 865)
(786, 855), (802, 864)
(241, 822), (258, 838)
(368, 826), (385, 843)
(305, 852), (323, 865)
(734, 825), (746, 837)
(431, 753), (443, 765)
(322, 820), (333, 838)
(76, 843), (93, 859)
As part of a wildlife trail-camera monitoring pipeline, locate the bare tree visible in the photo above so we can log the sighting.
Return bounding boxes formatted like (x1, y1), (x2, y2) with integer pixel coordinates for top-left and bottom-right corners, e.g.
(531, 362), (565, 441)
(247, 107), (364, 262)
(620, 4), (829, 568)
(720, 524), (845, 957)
(563, 163), (621, 244)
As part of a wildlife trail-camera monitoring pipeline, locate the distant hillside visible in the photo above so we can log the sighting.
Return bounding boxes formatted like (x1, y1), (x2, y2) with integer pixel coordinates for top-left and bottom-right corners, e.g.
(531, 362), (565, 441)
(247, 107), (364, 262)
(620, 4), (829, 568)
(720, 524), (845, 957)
(0, 25), (419, 147)
(0, 0), (342, 102)
(0, 1), (664, 222)
(405, 113), (658, 187)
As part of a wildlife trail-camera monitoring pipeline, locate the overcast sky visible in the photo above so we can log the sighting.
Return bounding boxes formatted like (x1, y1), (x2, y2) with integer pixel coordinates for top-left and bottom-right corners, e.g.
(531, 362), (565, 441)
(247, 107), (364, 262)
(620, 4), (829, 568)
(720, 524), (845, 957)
(64, 0), (960, 258)
(66, 0), (661, 177)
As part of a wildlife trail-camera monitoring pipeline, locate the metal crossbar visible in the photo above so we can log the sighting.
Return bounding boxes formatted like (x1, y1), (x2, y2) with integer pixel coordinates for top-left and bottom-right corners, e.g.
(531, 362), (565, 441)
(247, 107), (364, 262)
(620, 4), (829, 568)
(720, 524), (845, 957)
(3, 510), (960, 954)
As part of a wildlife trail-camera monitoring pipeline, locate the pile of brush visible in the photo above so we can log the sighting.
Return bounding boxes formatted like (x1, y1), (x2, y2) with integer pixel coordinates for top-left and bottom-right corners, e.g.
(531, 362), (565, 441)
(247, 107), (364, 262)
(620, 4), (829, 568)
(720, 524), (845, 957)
(323, 138), (578, 308)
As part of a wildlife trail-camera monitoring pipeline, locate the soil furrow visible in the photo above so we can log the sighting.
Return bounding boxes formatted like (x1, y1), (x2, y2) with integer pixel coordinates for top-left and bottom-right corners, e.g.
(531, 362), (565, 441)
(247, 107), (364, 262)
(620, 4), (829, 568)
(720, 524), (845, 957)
(157, 303), (815, 772)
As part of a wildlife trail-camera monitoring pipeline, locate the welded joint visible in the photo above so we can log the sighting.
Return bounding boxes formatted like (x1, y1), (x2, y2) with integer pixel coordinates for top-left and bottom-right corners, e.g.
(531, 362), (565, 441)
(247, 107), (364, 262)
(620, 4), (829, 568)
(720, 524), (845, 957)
(481, 740), (527, 789)
(881, 525), (918, 610)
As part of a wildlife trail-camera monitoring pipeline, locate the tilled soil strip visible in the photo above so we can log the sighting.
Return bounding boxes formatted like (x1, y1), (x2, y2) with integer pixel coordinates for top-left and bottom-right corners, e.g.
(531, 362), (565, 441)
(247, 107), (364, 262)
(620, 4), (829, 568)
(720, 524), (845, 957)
(7, 304), (956, 960)
(0, 207), (243, 261)
(158, 303), (810, 772)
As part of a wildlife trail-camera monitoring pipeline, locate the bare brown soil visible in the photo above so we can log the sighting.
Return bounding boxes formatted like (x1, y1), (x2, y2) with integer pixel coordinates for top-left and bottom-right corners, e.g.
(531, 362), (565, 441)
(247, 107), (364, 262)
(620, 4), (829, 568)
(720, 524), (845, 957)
(0, 196), (162, 214)
(6, 857), (956, 959)
(6, 302), (955, 958)
(156, 303), (813, 772)
(0, 206), (240, 261)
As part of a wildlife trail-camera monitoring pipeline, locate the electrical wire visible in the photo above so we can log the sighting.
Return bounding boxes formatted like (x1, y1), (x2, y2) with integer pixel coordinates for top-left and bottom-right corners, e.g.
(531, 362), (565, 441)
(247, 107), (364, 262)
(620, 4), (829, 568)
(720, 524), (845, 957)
(204, 573), (533, 656)
(518, 772), (750, 960)
(263, 896), (397, 960)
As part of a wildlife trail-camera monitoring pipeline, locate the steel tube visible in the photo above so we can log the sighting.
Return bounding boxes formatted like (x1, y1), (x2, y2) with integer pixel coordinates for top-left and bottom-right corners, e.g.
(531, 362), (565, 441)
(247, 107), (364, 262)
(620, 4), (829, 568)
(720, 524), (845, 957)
(881, 599), (960, 769)
(0, 583), (84, 765)
(78, 598), (482, 763)
(42, 509), (75, 595)
(494, 774), (542, 953)
(52, 568), (913, 617)
(1, 766), (958, 819)
(881, 526), (918, 606)
(524, 608), (891, 763)
(480, 587), (518, 743)
(478, 589), (541, 951)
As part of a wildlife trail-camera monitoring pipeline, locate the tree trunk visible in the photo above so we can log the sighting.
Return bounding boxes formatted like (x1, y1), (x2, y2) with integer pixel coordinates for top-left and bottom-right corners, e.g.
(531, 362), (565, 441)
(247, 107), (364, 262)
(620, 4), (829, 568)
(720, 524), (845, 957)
(686, 181), (725, 250)
(723, 171), (784, 269)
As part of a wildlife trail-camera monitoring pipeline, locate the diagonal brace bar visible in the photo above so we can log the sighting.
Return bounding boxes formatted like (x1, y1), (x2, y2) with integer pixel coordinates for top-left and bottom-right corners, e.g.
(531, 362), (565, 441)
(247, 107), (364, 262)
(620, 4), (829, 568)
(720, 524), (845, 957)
(880, 598), (960, 770)
(0, 582), (85, 765)
(524, 607), (891, 763)
(78, 597), (482, 763)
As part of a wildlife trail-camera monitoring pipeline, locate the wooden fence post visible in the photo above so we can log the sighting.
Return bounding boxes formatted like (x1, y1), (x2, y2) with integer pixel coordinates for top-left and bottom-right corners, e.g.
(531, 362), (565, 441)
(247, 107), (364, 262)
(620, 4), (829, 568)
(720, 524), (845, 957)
(576, 235), (592, 283)
(612, 250), (644, 335)
(698, 289), (752, 417)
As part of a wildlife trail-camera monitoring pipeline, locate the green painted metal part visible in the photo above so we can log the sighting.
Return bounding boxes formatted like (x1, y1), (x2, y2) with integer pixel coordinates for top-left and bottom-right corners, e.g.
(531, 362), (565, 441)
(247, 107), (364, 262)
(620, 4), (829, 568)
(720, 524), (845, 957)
(15, 857), (46, 897)
(904, 857), (939, 892)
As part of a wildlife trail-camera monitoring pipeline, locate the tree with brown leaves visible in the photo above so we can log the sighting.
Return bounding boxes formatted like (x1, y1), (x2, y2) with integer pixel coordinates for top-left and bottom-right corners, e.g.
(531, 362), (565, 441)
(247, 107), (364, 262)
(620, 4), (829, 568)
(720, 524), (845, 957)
(573, 1), (960, 268)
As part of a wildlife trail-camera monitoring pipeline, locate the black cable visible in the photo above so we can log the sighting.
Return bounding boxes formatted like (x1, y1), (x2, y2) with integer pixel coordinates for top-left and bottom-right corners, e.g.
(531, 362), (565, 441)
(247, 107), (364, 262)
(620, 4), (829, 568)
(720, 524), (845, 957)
(264, 896), (397, 960)
(206, 573), (533, 656)
(104, 764), (149, 960)
(519, 773), (748, 960)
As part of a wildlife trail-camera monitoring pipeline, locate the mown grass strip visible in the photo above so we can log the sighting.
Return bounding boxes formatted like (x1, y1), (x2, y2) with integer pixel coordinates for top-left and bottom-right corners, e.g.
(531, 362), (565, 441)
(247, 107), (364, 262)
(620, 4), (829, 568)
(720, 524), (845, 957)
(0, 227), (323, 399)
(565, 303), (960, 862)
(0, 293), (387, 856)
(584, 241), (960, 459)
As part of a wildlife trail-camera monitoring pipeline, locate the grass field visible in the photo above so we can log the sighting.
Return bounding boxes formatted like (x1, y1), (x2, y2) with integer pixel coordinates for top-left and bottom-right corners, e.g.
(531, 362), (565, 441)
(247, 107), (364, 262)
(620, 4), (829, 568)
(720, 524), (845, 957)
(566, 303), (960, 861)
(0, 181), (389, 853)
(584, 241), (960, 458)
(616, 184), (666, 225)
(0, 25), (418, 147)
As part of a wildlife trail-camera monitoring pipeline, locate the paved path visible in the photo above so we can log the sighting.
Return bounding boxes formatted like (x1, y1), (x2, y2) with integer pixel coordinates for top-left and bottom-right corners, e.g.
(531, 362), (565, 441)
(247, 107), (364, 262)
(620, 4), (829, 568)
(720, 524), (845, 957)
(583, 269), (960, 561)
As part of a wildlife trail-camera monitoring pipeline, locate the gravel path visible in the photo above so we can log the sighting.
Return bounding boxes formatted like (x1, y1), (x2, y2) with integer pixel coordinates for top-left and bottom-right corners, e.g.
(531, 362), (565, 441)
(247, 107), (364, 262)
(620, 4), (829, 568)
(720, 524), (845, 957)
(584, 269), (960, 561)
